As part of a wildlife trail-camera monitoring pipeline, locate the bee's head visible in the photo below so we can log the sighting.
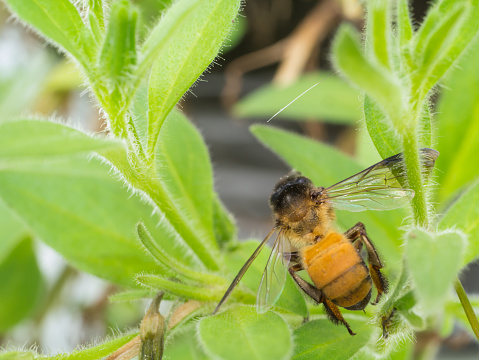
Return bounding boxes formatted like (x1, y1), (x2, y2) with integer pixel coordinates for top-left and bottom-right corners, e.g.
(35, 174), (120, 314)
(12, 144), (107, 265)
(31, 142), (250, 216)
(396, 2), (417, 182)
(269, 172), (315, 222)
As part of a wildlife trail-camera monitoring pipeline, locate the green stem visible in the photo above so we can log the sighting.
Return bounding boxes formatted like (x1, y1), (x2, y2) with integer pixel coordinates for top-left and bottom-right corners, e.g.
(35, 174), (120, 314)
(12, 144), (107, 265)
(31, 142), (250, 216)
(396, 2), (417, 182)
(402, 126), (429, 228)
(454, 278), (479, 340)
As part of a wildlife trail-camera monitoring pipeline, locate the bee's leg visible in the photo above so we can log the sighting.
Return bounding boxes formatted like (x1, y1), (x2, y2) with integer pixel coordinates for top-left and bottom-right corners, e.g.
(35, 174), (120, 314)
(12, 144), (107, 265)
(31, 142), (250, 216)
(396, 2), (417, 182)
(344, 222), (389, 305)
(288, 265), (356, 336)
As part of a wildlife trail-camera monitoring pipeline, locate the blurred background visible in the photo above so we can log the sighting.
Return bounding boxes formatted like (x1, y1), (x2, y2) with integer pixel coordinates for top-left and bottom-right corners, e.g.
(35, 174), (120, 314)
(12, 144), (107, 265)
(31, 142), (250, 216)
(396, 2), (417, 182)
(0, 0), (478, 358)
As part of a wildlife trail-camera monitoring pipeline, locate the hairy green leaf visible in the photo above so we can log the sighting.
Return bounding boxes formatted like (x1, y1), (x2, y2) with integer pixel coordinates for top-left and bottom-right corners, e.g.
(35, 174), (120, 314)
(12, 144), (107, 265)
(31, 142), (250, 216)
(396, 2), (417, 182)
(406, 228), (466, 314)
(439, 180), (479, 265)
(332, 24), (405, 133)
(145, 0), (241, 155)
(363, 96), (401, 158)
(292, 318), (372, 359)
(234, 73), (361, 124)
(4, 0), (95, 66)
(154, 110), (220, 269)
(198, 306), (292, 360)
(0, 238), (43, 332)
(212, 194), (237, 246)
(50, 333), (137, 360)
(137, 274), (225, 302)
(0, 120), (122, 167)
(250, 125), (405, 268)
(411, 0), (479, 94)
(225, 240), (308, 317)
(366, 0), (392, 69)
(0, 158), (194, 287)
(395, 0), (414, 75)
(98, 0), (138, 89)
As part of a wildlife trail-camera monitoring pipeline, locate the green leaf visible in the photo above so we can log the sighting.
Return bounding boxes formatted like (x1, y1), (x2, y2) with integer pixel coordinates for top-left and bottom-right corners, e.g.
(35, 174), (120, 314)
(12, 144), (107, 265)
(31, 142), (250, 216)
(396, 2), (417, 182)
(0, 157), (194, 287)
(396, 0), (413, 48)
(225, 240), (308, 317)
(4, 0), (95, 66)
(0, 199), (28, 264)
(406, 228), (466, 314)
(87, 0), (105, 41)
(50, 333), (137, 360)
(136, 222), (224, 285)
(234, 72), (361, 124)
(137, 274), (225, 302)
(98, 0), (138, 89)
(0, 120), (122, 167)
(250, 125), (405, 268)
(411, 0), (479, 94)
(0, 238), (44, 332)
(439, 180), (479, 265)
(145, 0), (241, 155)
(154, 110), (219, 267)
(292, 318), (372, 359)
(366, 0), (392, 69)
(164, 328), (209, 360)
(212, 194), (237, 247)
(363, 96), (432, 159)
(363, 96), (401, 158)
(332, 24), (405, 133)
(435, 36), (479, 203)
(109, 289), (155, 303)
(395, 0), (414, 75)
(198, 306), (292, 360)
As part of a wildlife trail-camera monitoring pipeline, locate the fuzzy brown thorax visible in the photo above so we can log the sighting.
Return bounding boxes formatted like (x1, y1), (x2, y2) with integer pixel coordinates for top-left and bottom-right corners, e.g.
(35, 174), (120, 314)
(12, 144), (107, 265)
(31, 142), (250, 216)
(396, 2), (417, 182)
(269, 172), (335, 248)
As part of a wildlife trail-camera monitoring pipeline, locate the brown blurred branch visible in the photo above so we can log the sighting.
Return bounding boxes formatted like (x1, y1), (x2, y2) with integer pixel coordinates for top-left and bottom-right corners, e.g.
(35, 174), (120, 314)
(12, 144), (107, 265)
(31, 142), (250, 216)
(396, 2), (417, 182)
(222, 0), (343, 108)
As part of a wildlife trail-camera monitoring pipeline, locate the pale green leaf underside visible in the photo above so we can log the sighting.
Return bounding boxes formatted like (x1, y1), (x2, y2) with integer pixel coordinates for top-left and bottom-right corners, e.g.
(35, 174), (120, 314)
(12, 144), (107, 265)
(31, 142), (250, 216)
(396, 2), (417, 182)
(406, 228), (466, 313)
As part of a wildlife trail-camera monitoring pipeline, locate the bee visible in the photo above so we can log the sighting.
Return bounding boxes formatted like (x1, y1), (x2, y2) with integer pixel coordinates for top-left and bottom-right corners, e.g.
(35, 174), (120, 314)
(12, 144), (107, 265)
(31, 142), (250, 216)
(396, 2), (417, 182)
(213, 148), (439, 335)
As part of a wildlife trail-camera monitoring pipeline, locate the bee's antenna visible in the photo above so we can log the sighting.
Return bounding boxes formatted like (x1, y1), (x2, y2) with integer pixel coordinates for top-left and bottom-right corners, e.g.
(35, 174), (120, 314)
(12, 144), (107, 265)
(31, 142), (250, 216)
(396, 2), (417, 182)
(266, 70), (341, 123)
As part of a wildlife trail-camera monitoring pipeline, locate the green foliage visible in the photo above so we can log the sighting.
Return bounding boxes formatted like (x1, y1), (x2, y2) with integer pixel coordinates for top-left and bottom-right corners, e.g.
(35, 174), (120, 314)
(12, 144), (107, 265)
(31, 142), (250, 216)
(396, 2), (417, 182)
(292, 318), (372, 359)
(198, 306), (293, 360)
(440, 180), (479, 265)
(434, 37), (479, 203)
(2, 0), (479, 359)
(234, 72), (361, 124)
(0, 238), (43, 332)
(406, 229), (466, 314)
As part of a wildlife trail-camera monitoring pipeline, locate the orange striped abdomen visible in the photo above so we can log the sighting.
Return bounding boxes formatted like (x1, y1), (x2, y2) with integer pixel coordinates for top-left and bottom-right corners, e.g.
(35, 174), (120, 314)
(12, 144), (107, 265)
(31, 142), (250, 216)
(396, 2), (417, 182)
(302, 232), (371, 309)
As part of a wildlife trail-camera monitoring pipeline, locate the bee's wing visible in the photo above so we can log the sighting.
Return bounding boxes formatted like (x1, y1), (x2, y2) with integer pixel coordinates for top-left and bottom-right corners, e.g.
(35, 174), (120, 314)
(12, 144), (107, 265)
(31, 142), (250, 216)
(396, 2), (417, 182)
(323, 148), (439, 212)
(256, 230), (291, 314)
(212, 227), (278, 315)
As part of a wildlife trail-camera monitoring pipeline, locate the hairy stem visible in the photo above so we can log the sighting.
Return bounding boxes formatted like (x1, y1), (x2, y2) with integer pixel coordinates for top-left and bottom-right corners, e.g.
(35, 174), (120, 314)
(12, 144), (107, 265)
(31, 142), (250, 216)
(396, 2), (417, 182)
(402, 126), (429, 228)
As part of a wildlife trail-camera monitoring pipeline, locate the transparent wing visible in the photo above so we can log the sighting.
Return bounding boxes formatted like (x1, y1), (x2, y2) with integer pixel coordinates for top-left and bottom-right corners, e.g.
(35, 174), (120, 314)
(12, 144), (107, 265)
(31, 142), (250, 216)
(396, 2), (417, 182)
(256, 230), (291, 314)
(213, 227), (278, 315)
(323, 148), (439, 212)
